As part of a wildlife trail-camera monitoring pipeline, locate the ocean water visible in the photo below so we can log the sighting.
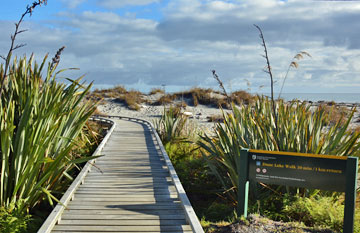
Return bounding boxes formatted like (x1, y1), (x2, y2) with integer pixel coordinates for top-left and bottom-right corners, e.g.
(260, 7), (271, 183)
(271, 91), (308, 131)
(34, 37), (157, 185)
(267, 93), (360, 104)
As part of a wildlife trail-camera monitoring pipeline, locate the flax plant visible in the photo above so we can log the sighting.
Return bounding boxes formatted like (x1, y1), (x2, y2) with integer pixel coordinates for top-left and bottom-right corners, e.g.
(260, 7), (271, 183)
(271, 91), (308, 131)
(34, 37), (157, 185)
(199, 96), (360, 206)
(0, 55), (97, 213)
(154, 106), (188, 146)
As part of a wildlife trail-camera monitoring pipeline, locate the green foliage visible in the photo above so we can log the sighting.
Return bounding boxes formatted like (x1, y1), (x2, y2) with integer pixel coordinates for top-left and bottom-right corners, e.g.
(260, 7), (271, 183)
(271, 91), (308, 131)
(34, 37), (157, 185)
(0, 200), (31, 233)
(198, 96), (360, 218)
(156, 109), (226, 222)
(283, 195), (345, 231)
(0, 55), (97, 215)
(205, 202), (234, 222)
(154, 106), (188, 145)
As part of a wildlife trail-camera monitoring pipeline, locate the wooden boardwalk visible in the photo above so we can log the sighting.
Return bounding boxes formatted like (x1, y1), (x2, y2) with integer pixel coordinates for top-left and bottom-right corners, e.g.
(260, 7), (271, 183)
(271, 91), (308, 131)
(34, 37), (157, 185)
(40, 118), (203, 233)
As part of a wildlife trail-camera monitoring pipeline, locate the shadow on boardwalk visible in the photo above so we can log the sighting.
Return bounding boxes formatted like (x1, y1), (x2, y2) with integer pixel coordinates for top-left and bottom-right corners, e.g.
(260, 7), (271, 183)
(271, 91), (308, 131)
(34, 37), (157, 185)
(105, 121), (192, 233)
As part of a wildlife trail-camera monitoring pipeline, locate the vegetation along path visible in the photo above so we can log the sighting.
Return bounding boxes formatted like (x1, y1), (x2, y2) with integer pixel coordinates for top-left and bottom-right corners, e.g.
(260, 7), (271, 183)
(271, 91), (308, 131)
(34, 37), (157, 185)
(39, 117), (203, 233)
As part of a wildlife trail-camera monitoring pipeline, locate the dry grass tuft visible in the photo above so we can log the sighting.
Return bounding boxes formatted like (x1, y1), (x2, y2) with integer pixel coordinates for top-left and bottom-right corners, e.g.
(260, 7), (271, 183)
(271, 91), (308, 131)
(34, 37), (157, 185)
(88, 86), (253, 110)
(153, 94), (174, 105)
(115, 90), (144, 111)
(92, 107), (107, 116)
(231, 90), (254, 105)
(318, 104), (350, 126)
(173, 87), (228, 108)
(89, 85), (127, 100)
(88, 86), (145, 111)
(149, 88), (165, 95)
(207, 114), (224, 123)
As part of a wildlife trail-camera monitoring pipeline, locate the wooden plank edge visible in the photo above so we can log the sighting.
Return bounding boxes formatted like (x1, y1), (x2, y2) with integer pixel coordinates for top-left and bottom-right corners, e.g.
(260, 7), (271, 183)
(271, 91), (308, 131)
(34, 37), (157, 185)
(37, 117), (116, 233)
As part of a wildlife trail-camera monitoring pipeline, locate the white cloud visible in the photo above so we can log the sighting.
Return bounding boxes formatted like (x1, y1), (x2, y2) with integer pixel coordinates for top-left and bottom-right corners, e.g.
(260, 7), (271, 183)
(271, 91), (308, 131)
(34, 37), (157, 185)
(1, 0), (360, 93)
(97, 0), (160, 9)
(61, 0), (86, 9)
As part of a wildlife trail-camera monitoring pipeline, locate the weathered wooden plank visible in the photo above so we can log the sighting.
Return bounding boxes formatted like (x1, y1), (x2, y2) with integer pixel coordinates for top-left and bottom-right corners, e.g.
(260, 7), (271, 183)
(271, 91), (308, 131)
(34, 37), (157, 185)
(58, 219), (187, 226)
(81, 181), (173, 186)
(84, 176), (172, 180)
(80, 182), (172, 186)
(70, 200), (181, 205)
(77, 186), (174, 191)
(77, 186), (176, 191)
(80, 179), (173, 184)
(70, 198), (178, 203)
(86, 171), (171, 175)
(75, 188), (176, 192)
(91, 168), (169, 172)
(62, 209), (185, 215)
(39, 118), (203, 233)
(52, 230), (192, 233)
(72, 194), (178, 199)
(95, 161), (165, 165)
(81, 180), (172, 183)
(53, 225), (192, 232)
(60, 214), (186, 220)
(66, 204), (182, 210)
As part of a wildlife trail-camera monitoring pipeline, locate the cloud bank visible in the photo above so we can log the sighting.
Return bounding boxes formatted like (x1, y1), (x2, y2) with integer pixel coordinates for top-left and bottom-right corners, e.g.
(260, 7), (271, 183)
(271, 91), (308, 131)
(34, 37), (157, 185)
(1, 0), (360, 93)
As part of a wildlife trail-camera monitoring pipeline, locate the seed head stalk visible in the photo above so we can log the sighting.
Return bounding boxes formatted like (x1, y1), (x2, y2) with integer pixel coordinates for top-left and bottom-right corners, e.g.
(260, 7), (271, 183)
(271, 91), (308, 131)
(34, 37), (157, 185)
(0, 0), (47, 99)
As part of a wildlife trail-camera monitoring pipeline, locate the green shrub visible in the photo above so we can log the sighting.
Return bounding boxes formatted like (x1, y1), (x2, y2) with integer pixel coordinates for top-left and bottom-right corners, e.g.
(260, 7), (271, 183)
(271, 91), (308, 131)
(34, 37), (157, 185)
(205, 202), (234, 222)
(283, 195), (344, 231)
(198, 96), (360, 217)
(0, 201), (31, 233)
(154, 106), (188, 145)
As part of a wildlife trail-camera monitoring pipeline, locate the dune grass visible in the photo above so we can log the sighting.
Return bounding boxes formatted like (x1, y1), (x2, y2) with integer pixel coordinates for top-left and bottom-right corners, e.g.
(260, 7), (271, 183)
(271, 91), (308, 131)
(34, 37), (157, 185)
(90, 86), (255, 110)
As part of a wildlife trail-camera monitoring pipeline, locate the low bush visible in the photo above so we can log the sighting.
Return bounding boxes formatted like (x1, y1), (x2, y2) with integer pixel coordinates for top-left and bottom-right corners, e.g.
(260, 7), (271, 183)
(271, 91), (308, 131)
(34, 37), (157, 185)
(0, 201), (31, 233)
(282, 195), (344, 230)
(198, 96), (360, 231)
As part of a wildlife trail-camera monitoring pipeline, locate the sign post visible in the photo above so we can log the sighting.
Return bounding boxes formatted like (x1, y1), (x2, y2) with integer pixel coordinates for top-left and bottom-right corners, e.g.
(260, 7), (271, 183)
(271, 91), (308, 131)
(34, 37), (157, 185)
(238, 149), (358, 233)
(344, 157), (359, 233)
(237, 149), (249, 217)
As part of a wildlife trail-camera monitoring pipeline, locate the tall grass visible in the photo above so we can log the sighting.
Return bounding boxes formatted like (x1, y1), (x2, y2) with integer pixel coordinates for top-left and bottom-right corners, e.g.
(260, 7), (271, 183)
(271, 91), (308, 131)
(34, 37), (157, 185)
(0, 55), (97, 214)
(198, 96), (360, 207)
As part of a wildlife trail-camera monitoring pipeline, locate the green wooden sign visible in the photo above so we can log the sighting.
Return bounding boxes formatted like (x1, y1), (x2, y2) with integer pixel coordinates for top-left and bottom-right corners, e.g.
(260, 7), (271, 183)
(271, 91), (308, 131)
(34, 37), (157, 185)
(237, 149), (358, 233)
(248, 150), (347, 191)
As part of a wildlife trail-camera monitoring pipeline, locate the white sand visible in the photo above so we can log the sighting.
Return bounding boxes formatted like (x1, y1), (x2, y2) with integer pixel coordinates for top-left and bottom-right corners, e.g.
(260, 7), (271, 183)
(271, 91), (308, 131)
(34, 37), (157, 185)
(97, 97), (360, 132)
(97, 98), (228, 135)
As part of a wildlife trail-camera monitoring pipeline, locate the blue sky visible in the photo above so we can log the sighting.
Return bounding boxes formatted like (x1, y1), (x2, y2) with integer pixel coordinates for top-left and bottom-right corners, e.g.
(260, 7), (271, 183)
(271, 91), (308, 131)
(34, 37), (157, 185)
(1, 0), (360, 94)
